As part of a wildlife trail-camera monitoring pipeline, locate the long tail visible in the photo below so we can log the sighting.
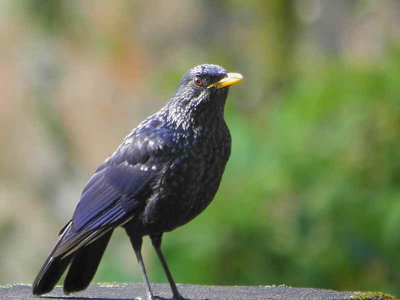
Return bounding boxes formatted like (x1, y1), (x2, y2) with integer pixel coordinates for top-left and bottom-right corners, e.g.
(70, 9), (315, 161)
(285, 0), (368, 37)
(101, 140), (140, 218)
(63, 230), (112, 294)
(32, 230), (113, 295)
(32, 254), (73, 295)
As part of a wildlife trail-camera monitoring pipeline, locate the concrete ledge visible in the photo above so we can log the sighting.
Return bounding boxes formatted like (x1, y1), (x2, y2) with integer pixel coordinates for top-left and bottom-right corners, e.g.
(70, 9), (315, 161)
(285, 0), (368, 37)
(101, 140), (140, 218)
(0, 283), (397, 300)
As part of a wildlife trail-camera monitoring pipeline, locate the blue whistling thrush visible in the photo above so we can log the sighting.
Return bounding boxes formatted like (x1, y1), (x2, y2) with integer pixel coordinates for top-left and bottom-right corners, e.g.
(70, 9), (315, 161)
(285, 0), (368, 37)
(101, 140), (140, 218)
(32, 64), (244, 300)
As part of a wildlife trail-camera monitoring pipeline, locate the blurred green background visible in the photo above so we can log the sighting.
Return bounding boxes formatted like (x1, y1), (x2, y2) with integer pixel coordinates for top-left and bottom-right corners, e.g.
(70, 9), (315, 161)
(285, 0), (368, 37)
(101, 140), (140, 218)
(1, 0), (400, 296)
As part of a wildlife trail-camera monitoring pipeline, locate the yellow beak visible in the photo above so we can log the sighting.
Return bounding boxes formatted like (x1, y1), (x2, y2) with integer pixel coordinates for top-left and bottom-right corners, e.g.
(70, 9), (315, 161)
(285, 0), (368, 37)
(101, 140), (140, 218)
(207, 72), (244, 89)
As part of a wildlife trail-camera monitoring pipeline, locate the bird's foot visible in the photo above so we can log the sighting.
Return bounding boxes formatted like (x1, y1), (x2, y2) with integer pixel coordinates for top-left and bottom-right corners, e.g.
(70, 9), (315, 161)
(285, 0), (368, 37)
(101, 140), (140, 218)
(172, 293), (187, 300)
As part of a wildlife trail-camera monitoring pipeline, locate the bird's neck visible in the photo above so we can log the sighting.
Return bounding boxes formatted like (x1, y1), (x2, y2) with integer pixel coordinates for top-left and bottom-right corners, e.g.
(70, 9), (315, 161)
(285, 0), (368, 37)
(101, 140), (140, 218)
(164, 98), (226, 131)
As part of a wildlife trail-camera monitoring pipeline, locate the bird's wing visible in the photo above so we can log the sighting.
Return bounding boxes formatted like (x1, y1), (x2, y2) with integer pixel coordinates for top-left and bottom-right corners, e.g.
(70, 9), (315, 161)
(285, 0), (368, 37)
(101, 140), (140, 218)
(52, 129), (172, 258)
(72, 161), (153, 232)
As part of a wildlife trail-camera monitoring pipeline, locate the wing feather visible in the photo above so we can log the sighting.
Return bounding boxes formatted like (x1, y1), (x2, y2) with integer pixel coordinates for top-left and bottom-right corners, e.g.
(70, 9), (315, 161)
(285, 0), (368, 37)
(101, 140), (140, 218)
(51, 131), (167, 258)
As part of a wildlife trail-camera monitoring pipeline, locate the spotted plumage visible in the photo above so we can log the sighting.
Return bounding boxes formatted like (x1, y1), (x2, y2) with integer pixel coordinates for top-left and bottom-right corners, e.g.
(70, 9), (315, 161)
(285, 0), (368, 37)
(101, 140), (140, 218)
(32, 64), (243, 300)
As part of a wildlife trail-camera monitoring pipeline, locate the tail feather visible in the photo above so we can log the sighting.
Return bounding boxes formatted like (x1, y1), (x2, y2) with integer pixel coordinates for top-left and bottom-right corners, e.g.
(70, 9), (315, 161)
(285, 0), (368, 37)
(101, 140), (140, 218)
(63, 230), (113, 294)
(33, 222), (74, 295)
(32, 221), (114, 296)
(32, 255), (73, 295)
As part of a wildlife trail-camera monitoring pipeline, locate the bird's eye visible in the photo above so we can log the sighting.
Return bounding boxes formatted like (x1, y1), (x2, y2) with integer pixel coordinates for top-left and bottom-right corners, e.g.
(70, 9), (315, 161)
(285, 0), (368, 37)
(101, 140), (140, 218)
(193, 76), (203, 87)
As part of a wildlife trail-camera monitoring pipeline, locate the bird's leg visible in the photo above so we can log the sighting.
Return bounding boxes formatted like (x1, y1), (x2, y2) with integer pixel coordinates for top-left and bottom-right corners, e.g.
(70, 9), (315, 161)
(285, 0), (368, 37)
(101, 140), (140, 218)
(150, 234), (185, 300)
(128, 235), (156, 300)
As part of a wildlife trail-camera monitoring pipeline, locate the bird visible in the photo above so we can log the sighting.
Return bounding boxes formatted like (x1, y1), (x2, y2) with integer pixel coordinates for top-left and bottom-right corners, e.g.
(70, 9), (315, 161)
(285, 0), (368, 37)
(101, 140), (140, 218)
(32, 64), (243, 300)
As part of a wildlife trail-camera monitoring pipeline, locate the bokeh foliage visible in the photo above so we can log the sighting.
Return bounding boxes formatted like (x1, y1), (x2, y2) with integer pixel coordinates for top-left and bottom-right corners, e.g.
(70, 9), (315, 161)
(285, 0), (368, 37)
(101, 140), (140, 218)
(1, 0), (400, 296)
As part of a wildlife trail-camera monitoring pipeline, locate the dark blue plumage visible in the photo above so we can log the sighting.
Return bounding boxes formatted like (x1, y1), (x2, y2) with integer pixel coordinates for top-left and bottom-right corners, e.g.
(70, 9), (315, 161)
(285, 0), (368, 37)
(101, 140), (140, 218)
(32, 64), (243, 300)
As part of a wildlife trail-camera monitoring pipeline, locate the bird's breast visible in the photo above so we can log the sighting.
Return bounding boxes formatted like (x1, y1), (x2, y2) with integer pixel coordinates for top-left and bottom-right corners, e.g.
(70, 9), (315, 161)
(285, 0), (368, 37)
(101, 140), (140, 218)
(141, 125), (231, 234)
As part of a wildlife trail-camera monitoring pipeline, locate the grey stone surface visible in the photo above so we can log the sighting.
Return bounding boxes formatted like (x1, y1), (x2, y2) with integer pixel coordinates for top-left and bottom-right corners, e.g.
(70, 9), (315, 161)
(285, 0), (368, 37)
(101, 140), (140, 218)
(0, 283), (394, 300)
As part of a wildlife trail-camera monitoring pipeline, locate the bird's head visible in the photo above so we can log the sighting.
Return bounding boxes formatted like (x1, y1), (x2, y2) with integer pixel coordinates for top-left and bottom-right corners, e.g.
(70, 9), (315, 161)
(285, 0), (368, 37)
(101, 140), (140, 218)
(166, 64), (243, 128)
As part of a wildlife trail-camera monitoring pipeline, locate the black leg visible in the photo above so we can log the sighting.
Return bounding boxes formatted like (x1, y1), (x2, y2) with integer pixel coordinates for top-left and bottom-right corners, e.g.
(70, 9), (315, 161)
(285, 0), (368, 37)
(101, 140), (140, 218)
(128, 235), (155, 300)
(150, 234), (185, 300)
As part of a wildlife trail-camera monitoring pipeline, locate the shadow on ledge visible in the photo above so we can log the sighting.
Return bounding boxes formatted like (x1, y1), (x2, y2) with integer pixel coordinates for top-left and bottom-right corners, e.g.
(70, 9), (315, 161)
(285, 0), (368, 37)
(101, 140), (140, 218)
(0, 283), (397, 300)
